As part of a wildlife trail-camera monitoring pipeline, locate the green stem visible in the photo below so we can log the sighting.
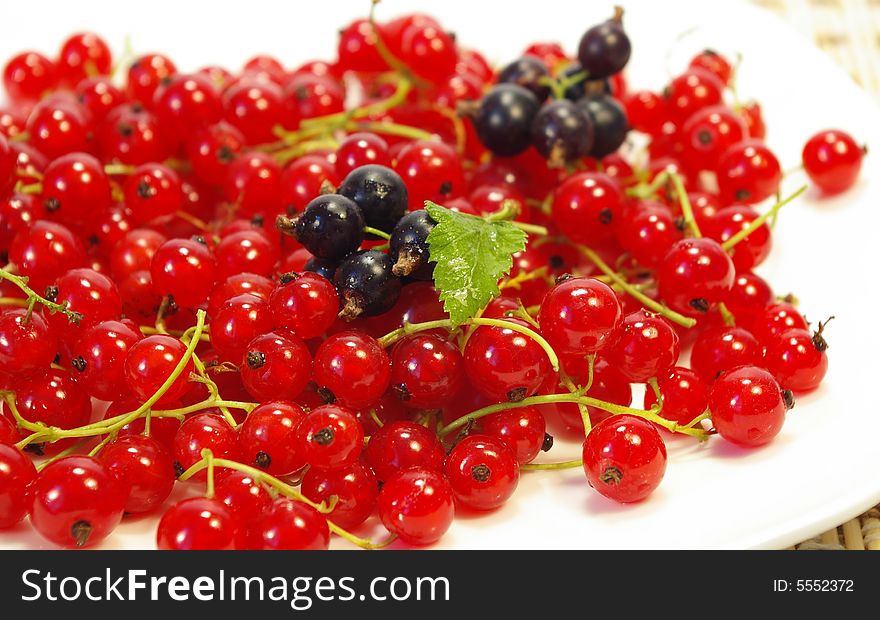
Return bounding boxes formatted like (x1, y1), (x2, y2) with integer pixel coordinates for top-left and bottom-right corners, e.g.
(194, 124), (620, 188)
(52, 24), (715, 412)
(722, 186), (807, 251)
(718, 302), (736, 327)
(328, 523), (398, 550)
(363, 226), (391, 240)
(671, 172), (701, 237)
(484, 199), (549, 236)
(0, 269), (83, 324)
(368, 0), (431, 88)
(559, 369), (592, 436)
(35, 439), (91, 471)
(203, 449), (216, 499)
(87, 434), (113, 458)
(103, 163), (136, 176)
(578, 245), (697, 328)
(520, 459), (582, 471)
(344, 120), (434, 141)
(683, 410), (712, 429)
(625, 170), (670, 199)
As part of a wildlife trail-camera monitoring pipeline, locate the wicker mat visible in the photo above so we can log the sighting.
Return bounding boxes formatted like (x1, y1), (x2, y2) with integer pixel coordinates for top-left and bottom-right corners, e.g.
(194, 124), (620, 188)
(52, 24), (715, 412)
(751, 0), (879, 549)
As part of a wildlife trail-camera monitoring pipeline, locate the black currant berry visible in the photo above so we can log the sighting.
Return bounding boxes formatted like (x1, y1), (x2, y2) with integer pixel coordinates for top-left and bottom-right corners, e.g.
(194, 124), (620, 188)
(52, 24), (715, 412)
(337, 164), (408, 235)
(334, 250), (402, 321)
(577, 94), (629, 158)
(304, 256), (339, 281)
(468, 84), (540, 157)
(531, 99), (594, 166)
(577, 8), (632, 79)
(497, 56), (551, 102)
(389, 209), (437, 280)
(282, 194), (365, 260)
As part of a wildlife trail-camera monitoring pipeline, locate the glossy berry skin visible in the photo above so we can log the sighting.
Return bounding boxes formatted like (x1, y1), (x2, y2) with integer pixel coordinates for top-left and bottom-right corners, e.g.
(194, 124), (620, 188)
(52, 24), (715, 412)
(552, 172), (624, 245)
(657, 238), (735, 317)
(708, 365), (789, 447)
(399, 23), (457, 85)
(293, 194), (364, 260)
(56, 33), (112, 87)
(157, 497), (240, 550)
(689, 49), (733, 85)
(335, 250), (402, 320)
(582, 415), (667, 503)
(237, 401), (306, 475)
(389, 209), (436, 280)
(802, 129), (863, 194)
(394, 140), (464, 208)
(213, 470), (272, 523)
(123, 163), (183, 225)
(153, 74), (222, 138)
(377, 466), (455, 546)
(752, 302), (809, 344)
(184, 121), (244, 183)
(30, 456), (125, 547)
(214, 230), (278, 280)
(71, 319), (143, 401)
(531, 99), (594, 164)
(224, 152), (284, 218)
(335, 133), (391, 179)
(464, 318), (552, 402)
(241, 330), (312, 403)
(337, 164), (408, 233)
(497, 56), (551, 102)
(26, 100), (91, 160)
(301, 461), (378, 529)
(472, 84), (540, 156)
(9, 220), (86, 293)
(126, 53), (177, 104)
(0, 444), (37, 529)
(45, 267), (123, 341)
(3, 51), (57, 103)
(577, 94), (629, 158)
(97, 103), (171, 165)
(716, 140), (782, 205)
(75, 76), (124, 121)
(0, 309), (57, 376)
(337, 19), (386, 72)
(551, 356), (633, 429)
(765, 328), (829, 393)
(222, 80), (287, 144)
(681, 105), (747, 172)
(209, 294), (273, 363)
(207, 272), (273, 320)
(725, 272), (774, 327)
(690, 326), (763, 383)
(294, 404), (363, 471)
(616, 202), (683, 268)
(665, 69), (725, 125)
(0, 415), (17, 445)
(41, 152), (113, 227)
(124, 334), (195, 408)
(644, 366), (708, 427)
(445, 435), (519, 511)
(173, 413), (242, 480)
(607, 310), (680, 383)
(15, 369), (92, 436)
(480, 405), (546, 464)
(703, 206), (771, 271)
(248, 498), (329, 550)
(390, 334), (464, 408)
(539, 277), (623, 357)
(97, 435), (175, 514)
(364, 420), (446, 482)
(150, 237), (217, 308)
(578, 14), (631, 79)
(269, 272), (339, 340)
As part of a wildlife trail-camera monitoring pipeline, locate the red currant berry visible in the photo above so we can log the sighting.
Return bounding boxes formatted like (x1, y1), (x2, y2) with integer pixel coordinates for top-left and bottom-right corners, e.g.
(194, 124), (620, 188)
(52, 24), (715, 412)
(390, 334), (464, 408)
(690, 326), (763, 383)
(184, 121), (245, 184)
(44, 267), (123, 341)
(615, 201), (684, 268)
(248, 498), (329, 550)
(377, 466), (454, 546)
(97, 435), (175, 514)
(209, 294), (273, 363)
(313, 331), (391, 409)
(294, 404), (363, 471)
(0, 309), (58, 376)
(154, 74), (222, 138)
(150, 237), (218, 308)
(643, 366), (708, 427)
(680, 105), (747, 172)
(173, 413), (242, 480)
(157, 497), (241, 550)
(703, 205), (771, 271)
(213, 470), (272, 523)
(335, 132), (391, 179)
(126, 53), (177, 105)
(123, 163), (183, 225)
(71, 319), (143, 401)
(394, 140), (464, 208)
(15, 369), (91, 439)
(224, 151), (284, 218)
(124, 334), (195, 407)
(269, 271), (339, 340)
(26, 99), (91, 160)
(97, 103), (171, 165)
(624, 90), (667, 136)
(688, 49), (733, 85)
(241, 331), (312, 402)
(802, 129), (864, 195)
(207, 272), (273, 320)
(582, 414), (667, 503)
(74, 76), (125, 121)
(480, 405), (547, 464)
(237, 401), (307, 475)
(607, 310), (680, 383)
(664, 69), (725, 125)
(56, 33), (112, 87)
(400, 23), (458, 85)
(223, 79), (287, 144)
(764, 322), (830, 393)
(301, 461), (379, 530)
(30, 456), (125, 547)
(337, 19), (387, 72)
(752, 302), (808, 344)
(445, 435), (519, 511)
(280, 155), (338, 214)
(41, 152), (112, 228)
(657, 237), (735, 317)
(364, 420), (445, 482)
(0, 444), (37, 529)
(284, 74), (345, 122)
(551, 172), (625, 245)
(539, 277), (623, 357)
(716, 140), (781, 205)
(726, 272), (774, 327)
(708, 365), (790, 447)
(3, 51), (57, 103)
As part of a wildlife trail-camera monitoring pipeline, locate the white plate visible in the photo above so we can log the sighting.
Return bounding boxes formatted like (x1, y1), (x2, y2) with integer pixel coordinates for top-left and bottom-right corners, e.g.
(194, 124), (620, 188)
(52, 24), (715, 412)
(2, 0), (879, 550)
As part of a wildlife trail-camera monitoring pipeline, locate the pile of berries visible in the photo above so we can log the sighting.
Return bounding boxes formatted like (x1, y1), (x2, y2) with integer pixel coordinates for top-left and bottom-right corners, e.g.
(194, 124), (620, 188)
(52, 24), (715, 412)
(0, 4), (864, 550)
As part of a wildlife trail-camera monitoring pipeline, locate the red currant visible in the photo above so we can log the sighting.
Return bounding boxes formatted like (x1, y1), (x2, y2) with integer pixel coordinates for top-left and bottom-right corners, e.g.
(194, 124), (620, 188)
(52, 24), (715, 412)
(0, 444), (37, 529)
(390, 334), (465, 408)
(97, 435), (175, 514)
(301, 461), (378, 529)
(657, 237), (735, 317)
(445, 435), (519, 511)
(313, 331), (391, 409)
(157, 496), (241, 550)
(377, 466), (454, 546)
(247, 498), (329, 550)
(237, 401), (306, 475)
(708, 365), (790, 447)
(802, 129), (864, 195)
(123, 334), (195, 407)
(240, 330), (312, 402)
(539, 277), (622, 357)
(294, 404), (363, 471)
(364, 420), (445, 482)
(607, 310), (680, 383)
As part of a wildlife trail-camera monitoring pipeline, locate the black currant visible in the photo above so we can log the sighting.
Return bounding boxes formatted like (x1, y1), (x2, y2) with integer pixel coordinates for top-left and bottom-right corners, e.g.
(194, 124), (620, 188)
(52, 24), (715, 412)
(304, 256), (339, 281)
(281, 194), (365, 260)
(531, 99), (594, 166)
(335, 250), (402, 321)
(468, 84), (540, 157)
(337, 164), (408, 235)
(577, 8), (631, 79)
(497, 56), (551, 102)
(389, 209), (437, 280)
(577, 94), (629, 158)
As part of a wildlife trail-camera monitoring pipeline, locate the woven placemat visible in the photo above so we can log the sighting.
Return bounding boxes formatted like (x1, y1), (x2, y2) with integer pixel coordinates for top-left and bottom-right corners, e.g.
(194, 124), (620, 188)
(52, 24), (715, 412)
(751, 0), (879, 549)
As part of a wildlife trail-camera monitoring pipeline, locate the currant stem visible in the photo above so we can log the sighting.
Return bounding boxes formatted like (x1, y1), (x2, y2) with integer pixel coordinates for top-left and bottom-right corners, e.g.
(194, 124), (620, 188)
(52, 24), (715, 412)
(671, 172), (701, 238)
(577, 245), (697, 328)
(328, 523), (398, 550)
(362, 226), (391, 240)
(721, 185), (807, 251)
(368, 0), (432, 89)
(103, 163), (136, 176)
(520, 459), (583, 471)
(345, 120), (435, 141)
(0, 269), (83, 324)
(718, 302), (736, 326)
(202, 449), (216, 499)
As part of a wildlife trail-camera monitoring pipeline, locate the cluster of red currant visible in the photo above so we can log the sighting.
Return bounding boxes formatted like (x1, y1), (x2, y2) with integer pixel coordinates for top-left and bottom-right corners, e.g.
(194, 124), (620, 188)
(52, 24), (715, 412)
(0, 4), (865, 550)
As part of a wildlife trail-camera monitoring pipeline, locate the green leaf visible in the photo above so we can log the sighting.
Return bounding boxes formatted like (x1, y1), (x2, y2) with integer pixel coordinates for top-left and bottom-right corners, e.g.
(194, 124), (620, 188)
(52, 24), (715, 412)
(425, 201), (527, 328)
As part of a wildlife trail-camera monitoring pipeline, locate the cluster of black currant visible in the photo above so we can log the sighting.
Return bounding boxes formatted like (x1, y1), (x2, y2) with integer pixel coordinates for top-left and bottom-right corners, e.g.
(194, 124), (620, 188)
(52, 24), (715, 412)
(462, 7), (631, 164)
(276, 164), (436, 320)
